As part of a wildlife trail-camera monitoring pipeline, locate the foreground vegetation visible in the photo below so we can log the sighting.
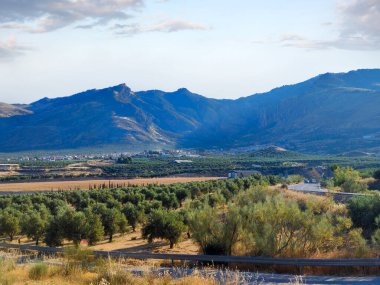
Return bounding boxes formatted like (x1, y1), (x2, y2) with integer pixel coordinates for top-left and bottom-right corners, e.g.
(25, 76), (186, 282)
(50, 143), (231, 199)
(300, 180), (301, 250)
(0, 248), (310, 285)
(0, 173), (379, 261)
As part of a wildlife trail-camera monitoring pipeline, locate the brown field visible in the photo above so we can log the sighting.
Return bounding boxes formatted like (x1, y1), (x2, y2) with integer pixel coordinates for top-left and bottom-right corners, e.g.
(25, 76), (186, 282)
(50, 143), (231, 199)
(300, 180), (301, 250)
(11, 228), (199, 256)
(0, 176), (221, 192)
(90, 229), (199, 255)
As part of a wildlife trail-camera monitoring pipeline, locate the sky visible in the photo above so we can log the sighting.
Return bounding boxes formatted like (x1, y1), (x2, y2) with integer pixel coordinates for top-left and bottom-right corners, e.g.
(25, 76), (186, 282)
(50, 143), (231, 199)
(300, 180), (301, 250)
(0, 0), (379, 104)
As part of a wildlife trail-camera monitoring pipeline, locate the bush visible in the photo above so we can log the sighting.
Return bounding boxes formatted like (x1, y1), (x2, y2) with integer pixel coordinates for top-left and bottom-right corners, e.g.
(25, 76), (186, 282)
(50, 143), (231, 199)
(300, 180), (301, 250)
(62, 247), (95, 276)
(341, 180), (367, 193)
(286, 175), (304, 184)
(189, 204), (241, 255)
(348, 196), (380, 238)
(95, 260), (134, 285)
(346, 228), (369, 257)
(28, 263), (48, 280)
(320, 178), (334, 189)
(372, 229), (380, 247)
(190, 186), (360, 258)
(373, 169), (380, 180)
(333, 166), (361, 186)
(0, 257), (15, 274)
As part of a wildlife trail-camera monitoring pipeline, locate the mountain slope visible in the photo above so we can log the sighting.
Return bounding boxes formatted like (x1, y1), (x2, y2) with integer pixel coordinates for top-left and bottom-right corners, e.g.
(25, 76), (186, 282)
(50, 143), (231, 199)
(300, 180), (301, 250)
(0, 103), (32, 118)
(0, 84), (223, 151)
(0, 69), (379, 153)
(182, 69), (380, 153)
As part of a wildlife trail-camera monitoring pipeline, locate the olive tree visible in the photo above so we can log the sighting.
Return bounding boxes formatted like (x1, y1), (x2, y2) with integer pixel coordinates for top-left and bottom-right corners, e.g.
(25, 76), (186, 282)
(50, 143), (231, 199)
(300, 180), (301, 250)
(142, 210), (184, 248)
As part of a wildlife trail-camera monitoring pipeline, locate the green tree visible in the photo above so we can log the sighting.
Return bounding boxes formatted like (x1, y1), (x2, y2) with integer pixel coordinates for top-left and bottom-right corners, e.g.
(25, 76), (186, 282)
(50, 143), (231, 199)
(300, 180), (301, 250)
(85, 211), (104, 245)
(160, 193), (179, 209)
(188, 205), (221, 254)
(122, 203), (143, 232)
(116, 155), (132, 164)
(22, 212), (48, 245)
(188, 204), (242, 255)
(118, 214), (129, 235)
(61, 209), (87, 246)
(142, 210), (184, 248)
(0, 209), (21, 241)
(44, 216), (64, 247)
(103, 208), (124, 242)
(175, 189), (189, 207)
(44, 207), (86, 247)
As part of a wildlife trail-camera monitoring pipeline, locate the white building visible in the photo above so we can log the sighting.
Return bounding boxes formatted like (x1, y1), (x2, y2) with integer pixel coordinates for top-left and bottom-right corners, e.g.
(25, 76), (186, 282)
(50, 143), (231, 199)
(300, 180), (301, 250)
(0, 164), (20, 171)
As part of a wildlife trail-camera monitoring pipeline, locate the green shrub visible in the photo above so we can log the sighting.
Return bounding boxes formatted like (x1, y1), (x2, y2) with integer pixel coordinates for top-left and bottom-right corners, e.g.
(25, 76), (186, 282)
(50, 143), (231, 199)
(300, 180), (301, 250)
(348, 196), (380, 238)
(373, 169), (380, 180)
(28, 263), (48, 280)
(333, 166), (360, 186)
(371, 229), (380, 248)
(346, 228), (369, 257)
(286, 175), (304, 184)
(341, 180), (367, 193)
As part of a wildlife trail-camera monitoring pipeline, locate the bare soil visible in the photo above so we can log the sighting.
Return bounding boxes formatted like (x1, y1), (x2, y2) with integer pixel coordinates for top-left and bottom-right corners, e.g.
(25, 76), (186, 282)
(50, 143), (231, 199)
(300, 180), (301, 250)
(0, 177), (221, 192)
(90, 229), (199, 255)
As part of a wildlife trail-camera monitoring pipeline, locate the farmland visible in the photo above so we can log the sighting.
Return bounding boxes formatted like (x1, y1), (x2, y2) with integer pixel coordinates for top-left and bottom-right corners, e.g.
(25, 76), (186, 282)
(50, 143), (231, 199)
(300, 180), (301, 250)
(0, 177), (221, 192)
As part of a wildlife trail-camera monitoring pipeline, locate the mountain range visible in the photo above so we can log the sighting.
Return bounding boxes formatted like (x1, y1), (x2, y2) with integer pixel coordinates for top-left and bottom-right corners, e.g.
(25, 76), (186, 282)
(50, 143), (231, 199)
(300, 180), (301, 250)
(0, 69), (380, 154)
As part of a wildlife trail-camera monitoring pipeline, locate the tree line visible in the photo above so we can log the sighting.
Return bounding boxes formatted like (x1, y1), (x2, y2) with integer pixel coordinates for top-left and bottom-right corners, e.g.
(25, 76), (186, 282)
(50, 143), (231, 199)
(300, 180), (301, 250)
(0, 175), (271, 247)
(0, 173), (379, 258)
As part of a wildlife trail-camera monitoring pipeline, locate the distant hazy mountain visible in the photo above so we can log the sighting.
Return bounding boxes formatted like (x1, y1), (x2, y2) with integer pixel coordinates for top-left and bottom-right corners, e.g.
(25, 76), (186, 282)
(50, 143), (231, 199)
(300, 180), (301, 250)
(0, 69), (379, 153)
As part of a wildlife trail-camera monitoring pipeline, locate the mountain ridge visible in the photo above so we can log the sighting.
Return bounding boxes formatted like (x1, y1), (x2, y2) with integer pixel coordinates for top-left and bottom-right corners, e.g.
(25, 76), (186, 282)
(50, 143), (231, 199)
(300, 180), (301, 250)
(0, 69), (379, 153)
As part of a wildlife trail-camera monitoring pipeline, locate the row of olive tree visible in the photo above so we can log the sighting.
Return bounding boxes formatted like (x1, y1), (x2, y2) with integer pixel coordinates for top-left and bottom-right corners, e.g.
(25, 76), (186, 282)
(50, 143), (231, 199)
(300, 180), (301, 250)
(0, 205), (129, 246)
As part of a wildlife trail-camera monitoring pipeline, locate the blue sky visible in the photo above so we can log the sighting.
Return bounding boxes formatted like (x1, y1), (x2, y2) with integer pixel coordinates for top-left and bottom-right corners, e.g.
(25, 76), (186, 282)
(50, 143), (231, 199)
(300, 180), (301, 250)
(0, 0), (379, 103)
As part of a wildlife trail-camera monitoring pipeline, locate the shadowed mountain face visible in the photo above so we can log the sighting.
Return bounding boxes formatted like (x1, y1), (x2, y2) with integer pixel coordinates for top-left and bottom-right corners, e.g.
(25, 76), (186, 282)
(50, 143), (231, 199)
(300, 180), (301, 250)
(0, 69), (379, 153)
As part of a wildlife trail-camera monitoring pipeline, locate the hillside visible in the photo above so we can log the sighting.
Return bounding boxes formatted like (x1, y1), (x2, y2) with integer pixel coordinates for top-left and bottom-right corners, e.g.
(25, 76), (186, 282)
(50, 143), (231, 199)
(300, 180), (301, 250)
(0, 69), (379, 153)
(0, 85), (223, 151)
(249, 146), (307, 159)
(0, 103), (32, 118)
(182, 69), (380, 153)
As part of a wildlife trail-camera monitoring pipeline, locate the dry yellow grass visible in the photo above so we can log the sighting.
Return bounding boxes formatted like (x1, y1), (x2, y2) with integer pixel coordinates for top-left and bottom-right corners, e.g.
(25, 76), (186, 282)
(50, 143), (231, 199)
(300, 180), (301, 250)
(0, 177), (221, 192)
(0, 252), (221, 285)
(90, 230), (199, 255)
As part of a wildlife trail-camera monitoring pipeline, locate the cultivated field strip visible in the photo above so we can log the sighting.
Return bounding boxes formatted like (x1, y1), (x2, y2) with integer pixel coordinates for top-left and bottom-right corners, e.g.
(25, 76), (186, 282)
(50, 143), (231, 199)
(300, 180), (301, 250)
(0, 177), (221, 193)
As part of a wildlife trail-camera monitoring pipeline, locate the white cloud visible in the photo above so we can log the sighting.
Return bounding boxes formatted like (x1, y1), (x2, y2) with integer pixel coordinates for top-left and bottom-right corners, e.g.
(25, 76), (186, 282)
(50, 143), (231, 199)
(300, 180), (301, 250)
(0, 0), (143, 32)
(0, 37), (28, 60)
(279, 0), (380, 50)
(116, 19), (209, 35)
